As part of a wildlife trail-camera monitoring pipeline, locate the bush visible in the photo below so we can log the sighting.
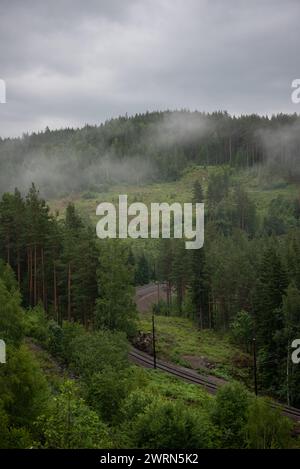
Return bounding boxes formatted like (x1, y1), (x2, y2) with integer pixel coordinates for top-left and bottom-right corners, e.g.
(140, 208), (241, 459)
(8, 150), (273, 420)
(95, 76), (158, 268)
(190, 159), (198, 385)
(245, 398), (293, 449)
(0, 344), (50, 430)
(0, 404), (33, 449)
(0, 277), (24, 346)
(38, 381), (110, 449)
(85, 366), (146, 424)
(23, 305), (49, 345)
(211, 382), (251, 448)
(69, 330), (129, 379)
(48, 321), (64, 358)
(130, 398), (217, 449)
(60, 321), (86, 363)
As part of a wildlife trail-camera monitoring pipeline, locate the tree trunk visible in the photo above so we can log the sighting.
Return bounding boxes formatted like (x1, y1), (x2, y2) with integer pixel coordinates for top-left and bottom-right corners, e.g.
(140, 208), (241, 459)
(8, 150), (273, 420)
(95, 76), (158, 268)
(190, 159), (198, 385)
(41, 247), (46, 309)
(29, 247), (33, 306)
(68, 263), (71, 321)
(53, 261), (58, 321)
(199, 307), (203, 330)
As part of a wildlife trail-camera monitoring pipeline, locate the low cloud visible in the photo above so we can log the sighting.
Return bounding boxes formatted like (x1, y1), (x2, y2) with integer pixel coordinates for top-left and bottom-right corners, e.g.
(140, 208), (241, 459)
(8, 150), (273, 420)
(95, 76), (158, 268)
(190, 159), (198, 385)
(0, 1), (300, 137)
(257, 121), (300, 181)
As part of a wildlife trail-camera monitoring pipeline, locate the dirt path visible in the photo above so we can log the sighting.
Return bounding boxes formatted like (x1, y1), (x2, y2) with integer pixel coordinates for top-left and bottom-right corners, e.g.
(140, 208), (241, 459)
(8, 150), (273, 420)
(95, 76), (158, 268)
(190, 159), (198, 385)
(135, 283), (167, 312)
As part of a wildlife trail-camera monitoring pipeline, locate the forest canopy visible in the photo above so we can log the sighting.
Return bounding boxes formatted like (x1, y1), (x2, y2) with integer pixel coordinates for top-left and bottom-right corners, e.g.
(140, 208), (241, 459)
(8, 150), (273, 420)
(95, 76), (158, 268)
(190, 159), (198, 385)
(1, 110), (300, 196)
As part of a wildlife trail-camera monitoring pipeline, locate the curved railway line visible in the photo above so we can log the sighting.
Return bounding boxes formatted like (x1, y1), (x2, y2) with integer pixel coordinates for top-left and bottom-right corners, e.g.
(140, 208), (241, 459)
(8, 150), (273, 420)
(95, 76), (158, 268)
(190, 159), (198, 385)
(129, 347), (300, 423)
(133, 285), (300, 424)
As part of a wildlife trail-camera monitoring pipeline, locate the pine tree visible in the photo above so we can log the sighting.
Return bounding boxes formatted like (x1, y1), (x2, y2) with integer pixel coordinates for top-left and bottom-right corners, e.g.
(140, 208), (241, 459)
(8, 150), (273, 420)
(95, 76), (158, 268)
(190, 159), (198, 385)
(135, 254), (150, 285)
(171, 240), (190, 314)
(254, 243), (288, 393)
(95, 240), (137, 336)
(192, 180), (204, 203)
(157, 239), (174, 314)
(190, 247), (209, 328)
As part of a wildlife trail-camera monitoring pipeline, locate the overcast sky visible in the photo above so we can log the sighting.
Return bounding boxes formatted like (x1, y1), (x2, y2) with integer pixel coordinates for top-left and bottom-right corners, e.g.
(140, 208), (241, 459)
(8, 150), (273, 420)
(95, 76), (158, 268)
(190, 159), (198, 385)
(0, 0), (299, 137)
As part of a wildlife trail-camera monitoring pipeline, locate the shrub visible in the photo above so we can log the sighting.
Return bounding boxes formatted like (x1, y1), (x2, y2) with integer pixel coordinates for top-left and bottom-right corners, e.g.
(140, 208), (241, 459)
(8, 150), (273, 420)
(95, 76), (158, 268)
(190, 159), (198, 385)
(131, 398), (217, 449)
(211, 382), (251, 448)
(245, 398), (293, 449)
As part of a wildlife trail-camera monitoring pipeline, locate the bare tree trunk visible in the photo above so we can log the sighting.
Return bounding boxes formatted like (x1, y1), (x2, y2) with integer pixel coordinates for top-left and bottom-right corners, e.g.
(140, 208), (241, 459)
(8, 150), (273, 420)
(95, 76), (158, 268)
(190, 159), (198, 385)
(41, 247), (45, 309)
(199, 307), (203, 330)
(29, 247), (33, 306)
(166, 281), (171, 315)
(53, 261), (58, 321)
(68, 263), (71, 321)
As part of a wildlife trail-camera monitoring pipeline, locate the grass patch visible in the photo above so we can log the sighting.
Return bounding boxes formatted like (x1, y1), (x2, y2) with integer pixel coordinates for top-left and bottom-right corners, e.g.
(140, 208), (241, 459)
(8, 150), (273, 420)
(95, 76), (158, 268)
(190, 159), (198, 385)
(48, 165), (299, 224)
(142, 366), (212, 408)
(138, 313), (251, 383)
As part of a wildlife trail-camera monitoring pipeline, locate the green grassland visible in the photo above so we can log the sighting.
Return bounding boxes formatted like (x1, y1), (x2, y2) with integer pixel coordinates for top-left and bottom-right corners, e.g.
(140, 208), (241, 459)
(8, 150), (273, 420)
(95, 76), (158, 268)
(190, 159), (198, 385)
(49, 164), (299, 222)
(145, 367), (212, 406)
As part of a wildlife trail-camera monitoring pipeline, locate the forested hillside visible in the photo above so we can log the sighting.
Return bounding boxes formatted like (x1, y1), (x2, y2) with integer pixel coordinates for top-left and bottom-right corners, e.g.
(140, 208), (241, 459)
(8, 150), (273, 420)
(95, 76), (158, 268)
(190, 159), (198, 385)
(0, 111), (300, 448)
(1, 111), (300, 196)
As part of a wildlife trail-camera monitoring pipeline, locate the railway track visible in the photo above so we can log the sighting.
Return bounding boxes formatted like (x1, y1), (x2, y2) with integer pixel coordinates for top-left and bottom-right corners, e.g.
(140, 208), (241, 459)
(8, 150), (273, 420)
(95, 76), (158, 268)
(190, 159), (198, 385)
(129, 347), (300, 423)
(134, 285), (300, 424)
(129, 347), (219, 393)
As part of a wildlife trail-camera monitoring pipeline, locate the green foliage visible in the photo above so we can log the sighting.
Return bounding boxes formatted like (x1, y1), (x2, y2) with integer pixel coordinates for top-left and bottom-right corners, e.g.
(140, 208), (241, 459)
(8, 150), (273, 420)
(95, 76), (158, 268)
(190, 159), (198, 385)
(0, 403), (33, 449)
(84, 366), (145, 424)
(230, 311), (254, 353)
(57, 321), (86, 362)
(189, 245), (209, 327)
(130, 398), (217, 449)
(255, 244), (288, 393)
(0, 259), (19, 292)
(0, 344), (50, 430)
(23, 305), (49, 344)
(1, 111), (300, 198)
(64, 328), (129, 378)
(47, 320), (65, 358)
(38, 381), (110, 449)
(135, 254), (150, 285)
(211, 382), (251, 448)
(281, 283), (300, 407)
(207, 169), (230, 207)
(0, 121), (300, 449)
(263, 195), (298, 235)
(192, 179), (204, 203)
(0, 275), (24, 346)
(96, 240), (137, 336)
(121, 389), (154, 422)
(245, 398), (293, 449)
(232, 185), (257, 236)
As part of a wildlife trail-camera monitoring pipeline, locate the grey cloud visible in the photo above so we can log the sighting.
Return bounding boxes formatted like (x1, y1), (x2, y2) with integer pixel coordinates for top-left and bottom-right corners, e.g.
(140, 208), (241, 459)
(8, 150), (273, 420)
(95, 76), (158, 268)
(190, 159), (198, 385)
(0, 0), (299, 137)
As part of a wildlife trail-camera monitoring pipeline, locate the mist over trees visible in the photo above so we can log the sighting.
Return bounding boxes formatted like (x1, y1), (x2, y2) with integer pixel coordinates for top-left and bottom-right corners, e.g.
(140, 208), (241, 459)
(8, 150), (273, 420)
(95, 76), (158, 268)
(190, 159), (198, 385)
(0, 110), (300, 448)
(1, 110), (300, 196)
